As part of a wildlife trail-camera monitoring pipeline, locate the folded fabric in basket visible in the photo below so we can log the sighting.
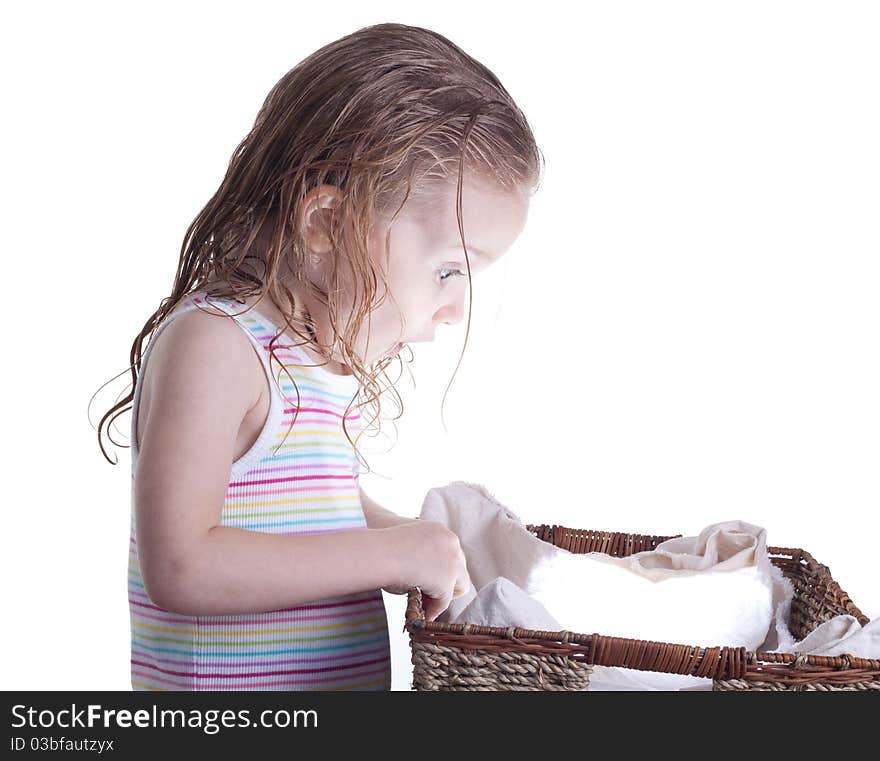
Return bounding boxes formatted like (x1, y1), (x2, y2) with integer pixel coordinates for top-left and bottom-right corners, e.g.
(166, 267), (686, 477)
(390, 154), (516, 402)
(456, 576), (563, 632)
(419, 481), (788, 690)
(768, 613), (880, 659)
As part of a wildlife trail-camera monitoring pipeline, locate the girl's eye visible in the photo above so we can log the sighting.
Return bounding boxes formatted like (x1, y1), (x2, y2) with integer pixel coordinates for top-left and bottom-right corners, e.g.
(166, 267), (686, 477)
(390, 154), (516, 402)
(438, 267), (466, 283)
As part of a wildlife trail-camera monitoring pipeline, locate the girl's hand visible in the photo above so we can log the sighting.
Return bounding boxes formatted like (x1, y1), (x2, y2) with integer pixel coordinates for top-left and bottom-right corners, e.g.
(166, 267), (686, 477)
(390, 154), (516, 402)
(382, 520), (472, 621)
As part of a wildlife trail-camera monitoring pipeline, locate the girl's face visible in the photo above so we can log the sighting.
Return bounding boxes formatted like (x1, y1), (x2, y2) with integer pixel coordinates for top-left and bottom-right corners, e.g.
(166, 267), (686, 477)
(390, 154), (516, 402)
(346, 176), (531, 366)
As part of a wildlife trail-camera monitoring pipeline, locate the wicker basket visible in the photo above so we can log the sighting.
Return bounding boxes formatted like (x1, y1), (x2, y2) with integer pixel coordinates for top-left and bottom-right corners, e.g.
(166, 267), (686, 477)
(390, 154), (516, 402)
(404, 524), (880, 691)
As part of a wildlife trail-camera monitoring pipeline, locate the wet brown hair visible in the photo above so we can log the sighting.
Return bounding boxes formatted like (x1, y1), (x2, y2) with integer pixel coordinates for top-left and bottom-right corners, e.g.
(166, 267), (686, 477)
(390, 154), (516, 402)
(94, 21), (543, 470)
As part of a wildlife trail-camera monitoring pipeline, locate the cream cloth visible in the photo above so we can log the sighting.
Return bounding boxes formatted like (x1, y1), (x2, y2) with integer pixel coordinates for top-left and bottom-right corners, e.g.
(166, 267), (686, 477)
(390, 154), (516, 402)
(768, 614), (880, 659)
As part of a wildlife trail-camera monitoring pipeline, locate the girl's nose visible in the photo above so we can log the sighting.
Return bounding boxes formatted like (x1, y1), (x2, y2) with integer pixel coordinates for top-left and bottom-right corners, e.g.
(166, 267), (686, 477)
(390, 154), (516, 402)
(435, 288), (467, 327)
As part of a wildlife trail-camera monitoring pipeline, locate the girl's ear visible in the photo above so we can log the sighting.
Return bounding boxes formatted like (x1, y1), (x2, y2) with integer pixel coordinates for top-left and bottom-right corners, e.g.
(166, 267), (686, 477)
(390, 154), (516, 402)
(298, 183), (343, 287)
(299, 184), (342, 254)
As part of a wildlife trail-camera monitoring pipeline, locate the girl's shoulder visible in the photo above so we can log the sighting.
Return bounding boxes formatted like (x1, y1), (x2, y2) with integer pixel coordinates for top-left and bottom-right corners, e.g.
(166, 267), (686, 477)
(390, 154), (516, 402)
(147, 292), (261, 369)
(136, 295), (267, 442)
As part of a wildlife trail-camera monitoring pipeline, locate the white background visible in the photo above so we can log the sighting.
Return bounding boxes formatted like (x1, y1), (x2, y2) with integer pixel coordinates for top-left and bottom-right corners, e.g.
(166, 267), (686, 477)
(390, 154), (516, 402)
(1, 1), (877, 691)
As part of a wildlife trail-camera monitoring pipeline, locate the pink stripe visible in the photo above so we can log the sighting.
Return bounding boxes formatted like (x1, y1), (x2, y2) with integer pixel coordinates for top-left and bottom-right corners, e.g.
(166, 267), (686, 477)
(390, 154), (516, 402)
(235, 483), (354, 494)
(223, 483), (357, 498)
(280, 406), (359, 420)
(228, 463), (357, 479)
(229, 473), (355, 488)
(223, 492), (359, 502)
(223, 484), (360, 496)
(131, 668), (190, 689)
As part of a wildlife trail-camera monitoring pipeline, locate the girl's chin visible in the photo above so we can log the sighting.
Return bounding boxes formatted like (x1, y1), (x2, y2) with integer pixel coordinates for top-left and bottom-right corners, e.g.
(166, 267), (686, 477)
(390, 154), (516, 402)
(357, 342), (404, 364)
(373, 342), (402, 362)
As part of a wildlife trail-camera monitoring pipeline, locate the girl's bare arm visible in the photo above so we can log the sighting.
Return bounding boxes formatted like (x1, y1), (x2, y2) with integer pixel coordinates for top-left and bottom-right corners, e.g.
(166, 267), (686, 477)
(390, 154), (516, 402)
(134, 309), (402, 616)
(163, 524), (400, 616)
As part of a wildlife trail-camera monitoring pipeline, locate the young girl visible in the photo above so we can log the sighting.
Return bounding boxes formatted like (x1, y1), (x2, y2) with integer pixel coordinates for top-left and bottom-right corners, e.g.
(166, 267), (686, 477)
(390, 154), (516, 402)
(98, 22), (540, 691)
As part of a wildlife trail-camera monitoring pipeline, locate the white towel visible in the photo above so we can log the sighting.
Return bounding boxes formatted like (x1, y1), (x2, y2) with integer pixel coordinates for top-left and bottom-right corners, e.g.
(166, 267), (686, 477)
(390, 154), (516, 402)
(450, 564), (801, 690)
(419, 481), (785, 690)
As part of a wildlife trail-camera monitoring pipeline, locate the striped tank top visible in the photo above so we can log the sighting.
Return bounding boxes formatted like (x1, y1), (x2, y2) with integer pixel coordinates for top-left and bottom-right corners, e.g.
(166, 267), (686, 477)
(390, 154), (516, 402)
(128, 290), (392, 690)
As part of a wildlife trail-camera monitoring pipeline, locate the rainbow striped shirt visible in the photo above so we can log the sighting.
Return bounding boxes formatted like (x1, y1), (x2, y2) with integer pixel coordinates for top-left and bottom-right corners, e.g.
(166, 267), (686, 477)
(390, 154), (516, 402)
(128, 291), (391, 690)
